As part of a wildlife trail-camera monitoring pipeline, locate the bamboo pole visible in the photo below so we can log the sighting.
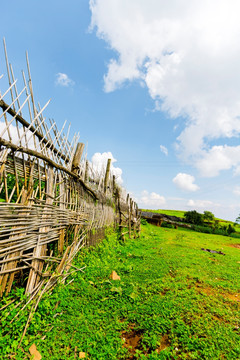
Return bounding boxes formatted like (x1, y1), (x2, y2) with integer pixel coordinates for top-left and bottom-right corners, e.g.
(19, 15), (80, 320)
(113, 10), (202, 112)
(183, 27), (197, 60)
(25, 166), (54, 293)
(58, 173), (65, 254)
(129, 198), (132, 239)
(84, 160), (89, 184)
(71, 142), (84, 175)
(104, 159), (111, 194)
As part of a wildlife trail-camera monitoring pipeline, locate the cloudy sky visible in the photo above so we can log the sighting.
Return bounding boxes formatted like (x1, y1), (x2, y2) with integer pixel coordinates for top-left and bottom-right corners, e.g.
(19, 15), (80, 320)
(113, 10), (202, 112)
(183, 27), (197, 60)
(1, 0), (240, 220)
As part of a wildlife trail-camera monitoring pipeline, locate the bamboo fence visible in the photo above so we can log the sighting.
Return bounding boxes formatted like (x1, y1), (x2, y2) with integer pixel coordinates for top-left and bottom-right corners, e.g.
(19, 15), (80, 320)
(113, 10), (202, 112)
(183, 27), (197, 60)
(0, 39), (140, 304)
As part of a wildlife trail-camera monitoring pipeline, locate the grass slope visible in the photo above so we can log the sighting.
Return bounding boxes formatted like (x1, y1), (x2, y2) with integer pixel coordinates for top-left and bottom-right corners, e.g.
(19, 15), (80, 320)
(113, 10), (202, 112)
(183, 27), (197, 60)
(1, 224), (240, 359)
(142, 209), (186, 219)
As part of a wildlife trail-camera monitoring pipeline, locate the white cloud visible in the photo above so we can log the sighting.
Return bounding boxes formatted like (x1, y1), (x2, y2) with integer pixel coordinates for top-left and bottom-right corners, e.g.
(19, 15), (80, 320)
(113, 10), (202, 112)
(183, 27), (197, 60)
(160, 145), (168, 156)
(138, 190), (166, 208)
(173, 173), (199, 192)
(55, 73), (74, 87)
(0, 121), (35, 149)
(196, 145), (240, 177)
(91, 151), (123, 184)
(187, 199), (214, 208)
(90, 0), (240, 176)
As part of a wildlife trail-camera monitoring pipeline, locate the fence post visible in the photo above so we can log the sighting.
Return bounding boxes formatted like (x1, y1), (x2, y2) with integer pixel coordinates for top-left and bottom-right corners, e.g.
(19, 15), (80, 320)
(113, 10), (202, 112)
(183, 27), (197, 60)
(84, 160), (89, 184)
(128, 197), (132, 239)
(104, 158), (111, 194)
(26, 166), (54, 294)
(58, 173), (65, 254)
(112, 175), (116, 194)
(71, 142), (84, 175)
(133, 201), (137, 239)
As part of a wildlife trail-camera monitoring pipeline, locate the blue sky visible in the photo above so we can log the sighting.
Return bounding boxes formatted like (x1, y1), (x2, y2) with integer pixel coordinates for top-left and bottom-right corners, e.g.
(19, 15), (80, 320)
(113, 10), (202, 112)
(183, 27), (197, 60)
(1, 0), (240, 220)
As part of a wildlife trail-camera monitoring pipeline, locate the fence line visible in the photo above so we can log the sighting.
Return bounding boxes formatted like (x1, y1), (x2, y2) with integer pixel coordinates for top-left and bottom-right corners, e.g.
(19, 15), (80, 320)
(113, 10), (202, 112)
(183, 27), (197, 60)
(0, 40), (140, 300)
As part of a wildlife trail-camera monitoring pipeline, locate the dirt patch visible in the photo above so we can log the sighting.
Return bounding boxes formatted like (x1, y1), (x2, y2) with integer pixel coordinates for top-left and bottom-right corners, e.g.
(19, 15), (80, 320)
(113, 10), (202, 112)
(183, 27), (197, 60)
(228, 244), (240, 249)
(212, 313), (225, 322)
(156, 334), (170, 353)
(122, 324), (144, 359)
(196, 285), (216, 296)
(196, 285), (239, 303)
(223, 293), (240, 302)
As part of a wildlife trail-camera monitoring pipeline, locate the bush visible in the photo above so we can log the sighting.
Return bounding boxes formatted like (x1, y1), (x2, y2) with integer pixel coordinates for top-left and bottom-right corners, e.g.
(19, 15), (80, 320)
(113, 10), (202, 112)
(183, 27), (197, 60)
(213, 228), (227, 236)
(227, 224), (235, 235)
(141, 218), (148, 225)
(184, 210), (204, 225)
(161, 221), (174, 228)
(229, 232), (240, 239)
(203, 211), (214, 222)
(192, 225), (213, 234)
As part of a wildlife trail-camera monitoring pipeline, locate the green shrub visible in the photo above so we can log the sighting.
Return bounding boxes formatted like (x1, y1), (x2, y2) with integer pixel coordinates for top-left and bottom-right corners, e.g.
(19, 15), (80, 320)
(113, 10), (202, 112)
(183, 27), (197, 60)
(161, 221), (174, 228)
(141, 218), (148, 225)
(227, 224), (235, 235)
(184, 210), (204, 225)
(192, 225), (213, 234)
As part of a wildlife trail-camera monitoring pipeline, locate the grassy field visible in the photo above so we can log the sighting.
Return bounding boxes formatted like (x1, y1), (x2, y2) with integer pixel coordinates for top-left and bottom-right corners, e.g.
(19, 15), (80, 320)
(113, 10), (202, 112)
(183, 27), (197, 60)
(1, 223), (240, 359)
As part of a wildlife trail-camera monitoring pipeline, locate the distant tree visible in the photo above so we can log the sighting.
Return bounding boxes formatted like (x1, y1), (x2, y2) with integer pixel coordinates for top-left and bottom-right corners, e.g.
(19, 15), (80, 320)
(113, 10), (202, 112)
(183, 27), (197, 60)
(213, 219), (219, 229)
(203, 211), (214, 222)
(227, 224), (235, 235)
(235, 215), (240, 224)
(184, 210), (203, 225)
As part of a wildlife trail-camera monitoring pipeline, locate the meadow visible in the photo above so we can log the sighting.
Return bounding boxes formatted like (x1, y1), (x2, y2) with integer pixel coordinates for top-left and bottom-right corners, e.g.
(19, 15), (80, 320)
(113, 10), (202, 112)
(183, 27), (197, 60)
(0, 222), (239, 359)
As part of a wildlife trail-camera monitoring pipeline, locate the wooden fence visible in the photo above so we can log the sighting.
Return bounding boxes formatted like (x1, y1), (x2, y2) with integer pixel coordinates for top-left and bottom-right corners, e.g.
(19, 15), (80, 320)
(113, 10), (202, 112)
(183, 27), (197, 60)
(0, 39), (140, 301)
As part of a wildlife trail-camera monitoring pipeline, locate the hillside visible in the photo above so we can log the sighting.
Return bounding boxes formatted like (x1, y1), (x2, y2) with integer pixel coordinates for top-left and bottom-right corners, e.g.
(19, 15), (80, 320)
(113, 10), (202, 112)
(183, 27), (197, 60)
(141, 209), (240, 235)
(142, 209), (238, 224)
(1, 222), (239, 359)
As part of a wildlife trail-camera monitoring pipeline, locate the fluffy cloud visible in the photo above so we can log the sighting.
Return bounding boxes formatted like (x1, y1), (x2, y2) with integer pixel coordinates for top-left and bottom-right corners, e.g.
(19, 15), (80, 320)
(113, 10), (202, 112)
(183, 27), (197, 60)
(160, 145), (168, 156)
(138, 190), (166, 208)
(187, 199), (214, 208)
(91, 151), (123, 184)
(173, 173), (199, 192)
(55, 73), (74, 87)
(0, 120), (35, 149)
(196, 145), (240, 177)
(90, 0), (240, 176)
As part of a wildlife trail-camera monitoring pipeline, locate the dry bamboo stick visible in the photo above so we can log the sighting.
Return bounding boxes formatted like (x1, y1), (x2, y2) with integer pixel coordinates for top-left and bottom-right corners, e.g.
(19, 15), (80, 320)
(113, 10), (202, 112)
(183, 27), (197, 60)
(3, 38), (16, 112)
(0, 79), (17, 101)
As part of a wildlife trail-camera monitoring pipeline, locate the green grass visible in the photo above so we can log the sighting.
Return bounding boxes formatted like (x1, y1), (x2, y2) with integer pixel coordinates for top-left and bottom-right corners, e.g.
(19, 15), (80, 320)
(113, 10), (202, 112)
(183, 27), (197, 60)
(142, 209), (186, 218)
(1, 225), (240, 359)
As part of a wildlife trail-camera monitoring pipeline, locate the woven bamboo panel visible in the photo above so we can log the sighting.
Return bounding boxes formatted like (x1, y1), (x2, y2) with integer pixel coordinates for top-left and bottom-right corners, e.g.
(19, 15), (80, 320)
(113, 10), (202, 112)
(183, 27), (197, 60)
(0, 40), (139, 298)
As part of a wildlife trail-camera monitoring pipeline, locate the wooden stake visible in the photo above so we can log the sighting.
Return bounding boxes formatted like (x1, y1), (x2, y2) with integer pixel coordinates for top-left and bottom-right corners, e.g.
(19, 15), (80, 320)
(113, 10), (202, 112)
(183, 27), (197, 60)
(128, 198), (132, 239)
(84, 160), (89, 184)
(104, 159), (111, 194)
(71, 143), (84, 175)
